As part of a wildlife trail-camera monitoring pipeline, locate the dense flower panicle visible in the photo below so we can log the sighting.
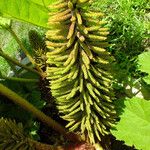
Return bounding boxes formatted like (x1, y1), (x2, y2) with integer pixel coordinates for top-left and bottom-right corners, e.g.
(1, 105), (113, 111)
(46, 0), (116, 143)
(29, 30), (47, 68)
(0, 118), (34, 150)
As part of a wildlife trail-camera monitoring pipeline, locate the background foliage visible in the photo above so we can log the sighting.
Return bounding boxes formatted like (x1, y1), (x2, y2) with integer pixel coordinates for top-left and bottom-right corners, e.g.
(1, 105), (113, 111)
(138, 51), (150, 84)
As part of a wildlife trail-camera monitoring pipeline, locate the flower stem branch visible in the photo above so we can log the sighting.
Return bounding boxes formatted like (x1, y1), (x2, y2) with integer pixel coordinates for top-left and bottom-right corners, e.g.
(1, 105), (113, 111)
(0, 83), (80, 142)
(0, 49), (41, 76)
(30, 139), (65, 150)
(1, 76), (39, 82)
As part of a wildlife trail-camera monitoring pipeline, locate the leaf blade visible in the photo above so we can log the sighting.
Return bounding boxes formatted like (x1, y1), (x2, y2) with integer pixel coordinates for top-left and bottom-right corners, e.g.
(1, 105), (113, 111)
(138, 51), (150, 84)
(0, 0), (50, 28)
(111, 97), (150, 150)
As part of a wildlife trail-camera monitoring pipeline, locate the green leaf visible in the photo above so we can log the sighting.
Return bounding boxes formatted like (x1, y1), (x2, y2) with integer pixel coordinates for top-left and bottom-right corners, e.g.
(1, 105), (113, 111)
(0, 16), (11, 28)
(111, 97), (150, 150)
(0, 0), (50, 28)
(31, 0), (56, 6)
(138, 51), (150, 84)
(141, 83), (150, 100)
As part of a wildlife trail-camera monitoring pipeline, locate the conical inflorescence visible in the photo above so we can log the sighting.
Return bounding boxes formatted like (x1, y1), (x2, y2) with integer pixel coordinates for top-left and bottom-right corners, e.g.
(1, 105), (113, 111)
(0, 118), (34, 150)
(29, 30), (47, 69)
(46, 0), (116, 143)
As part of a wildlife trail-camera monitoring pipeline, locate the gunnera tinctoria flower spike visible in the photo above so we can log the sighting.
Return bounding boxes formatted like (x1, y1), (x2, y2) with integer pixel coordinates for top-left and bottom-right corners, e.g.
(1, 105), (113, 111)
(46, 0), (116, 143)
(29, 30), (47, 69)
(0, 118), (34, 150)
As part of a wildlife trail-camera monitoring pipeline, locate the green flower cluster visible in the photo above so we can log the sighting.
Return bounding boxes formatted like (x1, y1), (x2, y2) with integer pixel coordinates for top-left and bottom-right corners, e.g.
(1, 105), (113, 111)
(46, 0), (116, 143)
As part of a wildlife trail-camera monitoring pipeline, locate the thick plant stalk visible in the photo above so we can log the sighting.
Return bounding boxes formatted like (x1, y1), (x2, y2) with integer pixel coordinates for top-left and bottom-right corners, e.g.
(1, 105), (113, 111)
(32, 140), (96, 150)
(46, 0), (116, 143)
(0, 49), (41, 75)
(0, 76), (39, 82)
(0, 83), (80, 142)
(32, 141), (64, 150)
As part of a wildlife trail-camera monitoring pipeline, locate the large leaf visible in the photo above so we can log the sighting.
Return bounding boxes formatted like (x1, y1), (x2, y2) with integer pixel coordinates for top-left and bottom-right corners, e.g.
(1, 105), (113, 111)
(0, 0), (51, 28)
(138, 51), (150, 84)
(31, 0), (56, 6)
(111, 97), (150, 150)
(0, 16), (10, 28)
